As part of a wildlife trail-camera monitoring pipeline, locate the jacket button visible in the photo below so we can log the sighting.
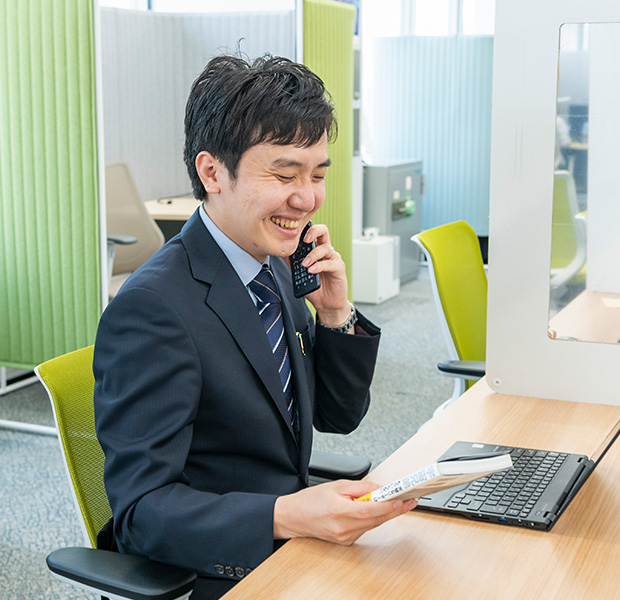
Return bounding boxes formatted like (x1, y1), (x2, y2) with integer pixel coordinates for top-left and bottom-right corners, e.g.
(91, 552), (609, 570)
(235, 567), (246, 578)
(214, 564), (225, 575)
(225, 566), (235, 577)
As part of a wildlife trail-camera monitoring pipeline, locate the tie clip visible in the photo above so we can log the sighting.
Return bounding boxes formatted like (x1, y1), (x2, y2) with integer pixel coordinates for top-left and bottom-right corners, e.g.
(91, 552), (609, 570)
(296, 332), (306, 356)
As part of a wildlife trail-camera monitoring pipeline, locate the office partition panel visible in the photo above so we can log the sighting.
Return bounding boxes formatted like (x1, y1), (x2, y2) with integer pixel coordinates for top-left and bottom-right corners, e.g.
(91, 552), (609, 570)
(303, 0), (355, 286)
(371, 36), (494, 235)
(486, 0), (620, 405)
(0, 0), (102, 371)
(100, 8), (296, 202)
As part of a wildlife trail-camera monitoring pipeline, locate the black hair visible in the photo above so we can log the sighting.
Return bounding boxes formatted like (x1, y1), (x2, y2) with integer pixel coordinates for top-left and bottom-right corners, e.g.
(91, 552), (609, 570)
(183, 54), (337, 200)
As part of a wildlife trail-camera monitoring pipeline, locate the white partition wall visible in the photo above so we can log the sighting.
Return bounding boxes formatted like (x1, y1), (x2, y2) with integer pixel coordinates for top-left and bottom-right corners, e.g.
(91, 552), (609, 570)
(486, 0), (620, 405)
(100, 8), (295, 201)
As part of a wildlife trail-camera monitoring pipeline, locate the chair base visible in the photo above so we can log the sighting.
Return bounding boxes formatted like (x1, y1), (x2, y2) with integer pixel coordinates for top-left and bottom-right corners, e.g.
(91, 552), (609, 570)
(0, 419), (56, 436)
(0, 367), (38, 395)
(0, 368), (57, 435)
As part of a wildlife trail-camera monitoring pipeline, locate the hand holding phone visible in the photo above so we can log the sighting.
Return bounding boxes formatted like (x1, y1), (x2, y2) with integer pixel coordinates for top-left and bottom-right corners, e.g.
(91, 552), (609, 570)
(290, 221), (321, 298)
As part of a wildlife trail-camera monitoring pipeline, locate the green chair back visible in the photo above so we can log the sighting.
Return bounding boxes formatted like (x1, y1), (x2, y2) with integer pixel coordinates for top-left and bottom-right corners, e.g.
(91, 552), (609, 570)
(551, 171), (579, 269)
(550, 170), (587, 290)
(36, 346), (111, 548)
(415, 221), (487, 388)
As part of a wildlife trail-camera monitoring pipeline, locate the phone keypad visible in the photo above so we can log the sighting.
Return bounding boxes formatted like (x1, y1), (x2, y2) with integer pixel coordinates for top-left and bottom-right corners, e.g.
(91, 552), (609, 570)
(291, 240), (320, 298)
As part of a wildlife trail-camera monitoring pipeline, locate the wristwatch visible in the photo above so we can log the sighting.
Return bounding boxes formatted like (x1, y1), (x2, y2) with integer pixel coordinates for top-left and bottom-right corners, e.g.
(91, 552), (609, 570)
(317, 303), (358, 334)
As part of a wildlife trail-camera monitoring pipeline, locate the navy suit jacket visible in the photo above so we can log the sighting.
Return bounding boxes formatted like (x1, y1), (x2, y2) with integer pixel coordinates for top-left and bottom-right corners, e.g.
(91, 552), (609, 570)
(93, 210), (380, 598)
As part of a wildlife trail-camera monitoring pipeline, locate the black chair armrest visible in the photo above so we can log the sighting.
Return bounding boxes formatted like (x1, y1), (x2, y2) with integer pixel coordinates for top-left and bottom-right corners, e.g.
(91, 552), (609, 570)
(46, 547), (196, 600)
(309, 450), (371, 480)
(108, 234), (138, 245)
(437, 360), (486, 380)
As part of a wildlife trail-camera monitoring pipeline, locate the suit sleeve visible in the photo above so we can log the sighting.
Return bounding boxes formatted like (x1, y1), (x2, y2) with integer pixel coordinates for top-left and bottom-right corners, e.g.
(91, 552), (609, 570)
(311, 310), (381, 433)
(93, 287), (276, 579)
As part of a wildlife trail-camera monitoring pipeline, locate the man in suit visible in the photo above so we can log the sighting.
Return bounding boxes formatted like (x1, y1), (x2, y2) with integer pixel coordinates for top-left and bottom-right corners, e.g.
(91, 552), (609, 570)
(93, 54), (417, 599)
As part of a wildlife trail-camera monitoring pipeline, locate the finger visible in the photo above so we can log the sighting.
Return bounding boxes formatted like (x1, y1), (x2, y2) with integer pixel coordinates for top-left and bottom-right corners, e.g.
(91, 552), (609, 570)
(353, 496), (415, 516)
(305, 224), (334, 255)
(347, 495), (418, 530)
(317, 244), (338, 262)
(303, 246), (342, 270)
(304, 223), (328, 244)
(337, 500), (417, 545)
(302, 243), (331, 265)
(361, 499), (418, 528)
(306, 253), (344, 274)
(330, 479), (382, 497)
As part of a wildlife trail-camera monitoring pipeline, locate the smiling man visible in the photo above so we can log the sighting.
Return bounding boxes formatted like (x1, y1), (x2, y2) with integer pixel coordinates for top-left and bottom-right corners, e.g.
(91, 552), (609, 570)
(93, 55), (416, 600)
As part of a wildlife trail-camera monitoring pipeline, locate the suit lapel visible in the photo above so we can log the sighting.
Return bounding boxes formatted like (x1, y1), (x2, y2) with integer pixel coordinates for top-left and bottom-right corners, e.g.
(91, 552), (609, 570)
(181, 211), (297, 439)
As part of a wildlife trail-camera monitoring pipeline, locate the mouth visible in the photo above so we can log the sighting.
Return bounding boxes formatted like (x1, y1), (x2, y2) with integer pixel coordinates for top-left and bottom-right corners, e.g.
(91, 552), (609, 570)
(270, 217), (301, 230)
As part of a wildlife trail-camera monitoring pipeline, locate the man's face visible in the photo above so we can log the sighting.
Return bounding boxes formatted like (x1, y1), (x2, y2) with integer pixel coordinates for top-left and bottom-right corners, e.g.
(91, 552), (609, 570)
(199, 134), (330, 263)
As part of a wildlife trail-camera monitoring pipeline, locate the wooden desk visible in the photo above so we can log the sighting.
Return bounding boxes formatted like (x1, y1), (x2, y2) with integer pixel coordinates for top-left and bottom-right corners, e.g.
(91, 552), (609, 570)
(145, 197), (199, 240)
(223, 381), (620, 599)
(550, 290), (620, 345)
(145, 197), (198, 221)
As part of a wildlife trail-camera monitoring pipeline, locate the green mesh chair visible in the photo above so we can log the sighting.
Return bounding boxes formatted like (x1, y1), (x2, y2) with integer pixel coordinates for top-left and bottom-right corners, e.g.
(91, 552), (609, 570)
(35, 346), (196, 600)
(36, 344), (369, 597)
(412, 221), (487, 416)
(550, 170), (587, 295)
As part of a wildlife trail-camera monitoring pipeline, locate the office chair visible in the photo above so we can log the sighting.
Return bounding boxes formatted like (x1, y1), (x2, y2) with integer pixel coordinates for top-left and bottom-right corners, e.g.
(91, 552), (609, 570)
(550, 170), (587, 295)
(36, 346), (370, 598)
(106, 162), (165, 297)
(411, 221), (487, 416)
(36, 346), (196, 600)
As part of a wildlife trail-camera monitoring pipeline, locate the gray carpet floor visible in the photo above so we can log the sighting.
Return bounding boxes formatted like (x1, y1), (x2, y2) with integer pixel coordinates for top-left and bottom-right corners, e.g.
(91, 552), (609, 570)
(0, 270), (452, 599)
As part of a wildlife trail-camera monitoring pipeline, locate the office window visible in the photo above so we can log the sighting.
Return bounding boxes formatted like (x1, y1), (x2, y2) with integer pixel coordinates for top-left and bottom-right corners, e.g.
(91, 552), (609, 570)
(406, 0), (495, 36)
(99, 0), (148, 8)
(151, 0), (294, 11)
(414, 0), (454, 36)
(461, 0), (495, 35)
(559, 22), (590, 51)
(99, 0), (293, 11)
(362, 0), (402, 37)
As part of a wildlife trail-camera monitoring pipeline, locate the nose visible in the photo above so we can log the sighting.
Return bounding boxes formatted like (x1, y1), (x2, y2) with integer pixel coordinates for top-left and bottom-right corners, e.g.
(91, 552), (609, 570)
(289, 177), (320, 212)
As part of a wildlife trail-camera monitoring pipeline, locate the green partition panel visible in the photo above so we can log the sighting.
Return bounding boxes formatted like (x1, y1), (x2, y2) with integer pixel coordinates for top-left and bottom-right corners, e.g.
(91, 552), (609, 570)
(303, 0), (355, 289)
(0, 0), (101, 370)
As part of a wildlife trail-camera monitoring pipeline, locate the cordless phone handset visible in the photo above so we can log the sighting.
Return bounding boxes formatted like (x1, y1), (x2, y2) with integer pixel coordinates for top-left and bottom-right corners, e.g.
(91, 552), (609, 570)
(290, 221), (321, 298)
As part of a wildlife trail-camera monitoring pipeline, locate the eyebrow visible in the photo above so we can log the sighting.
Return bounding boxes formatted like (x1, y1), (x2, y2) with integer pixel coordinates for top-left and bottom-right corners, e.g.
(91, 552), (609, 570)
(271, 157), (332, 169)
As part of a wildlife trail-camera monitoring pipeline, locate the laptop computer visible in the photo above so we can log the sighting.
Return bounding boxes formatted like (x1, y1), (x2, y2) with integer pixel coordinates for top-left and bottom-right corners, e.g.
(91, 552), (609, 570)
(416, 441), (595, 531)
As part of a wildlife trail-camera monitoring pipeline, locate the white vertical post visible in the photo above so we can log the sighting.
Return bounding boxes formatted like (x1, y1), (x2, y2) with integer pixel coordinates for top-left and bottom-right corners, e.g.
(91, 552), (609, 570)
(295, 0), (304, 63)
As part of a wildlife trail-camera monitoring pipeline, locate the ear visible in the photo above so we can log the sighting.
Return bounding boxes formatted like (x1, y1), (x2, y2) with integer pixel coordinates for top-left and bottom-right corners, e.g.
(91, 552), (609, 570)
(195, 151), (222, 194)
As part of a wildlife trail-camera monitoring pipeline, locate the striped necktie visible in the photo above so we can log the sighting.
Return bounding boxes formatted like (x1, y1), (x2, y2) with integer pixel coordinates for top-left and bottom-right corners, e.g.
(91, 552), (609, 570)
(249, 266), (295, 426)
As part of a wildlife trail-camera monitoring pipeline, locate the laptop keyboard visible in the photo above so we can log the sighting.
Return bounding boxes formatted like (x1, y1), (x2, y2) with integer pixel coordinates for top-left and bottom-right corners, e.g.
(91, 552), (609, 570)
(444, 447), (569, 519)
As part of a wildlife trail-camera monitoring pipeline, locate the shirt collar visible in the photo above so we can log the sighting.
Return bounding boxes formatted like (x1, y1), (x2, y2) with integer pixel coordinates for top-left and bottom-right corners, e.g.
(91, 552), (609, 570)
(199, 203), (267, 285)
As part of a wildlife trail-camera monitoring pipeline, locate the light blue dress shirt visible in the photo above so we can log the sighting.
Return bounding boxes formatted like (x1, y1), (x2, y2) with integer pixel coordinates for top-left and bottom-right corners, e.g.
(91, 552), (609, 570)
(199, 202), (269, 305)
